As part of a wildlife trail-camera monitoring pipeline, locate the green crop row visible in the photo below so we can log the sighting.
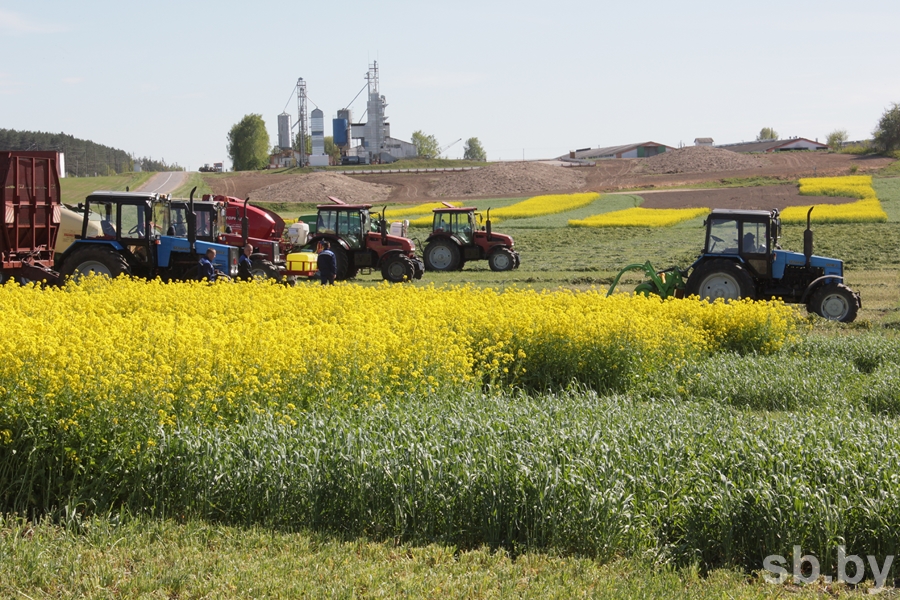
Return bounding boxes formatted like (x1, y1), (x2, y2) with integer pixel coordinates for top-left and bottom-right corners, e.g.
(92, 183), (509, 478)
(3, 331), (900, 580)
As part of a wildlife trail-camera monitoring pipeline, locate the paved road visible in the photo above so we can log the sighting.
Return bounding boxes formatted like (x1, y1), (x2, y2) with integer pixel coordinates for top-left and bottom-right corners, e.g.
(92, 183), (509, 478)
(135, 171), (190, 194)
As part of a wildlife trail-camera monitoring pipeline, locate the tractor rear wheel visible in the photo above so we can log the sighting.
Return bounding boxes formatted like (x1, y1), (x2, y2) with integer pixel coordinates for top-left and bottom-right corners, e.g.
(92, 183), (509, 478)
(488, 247), (516, 272)
(382, 254), (414, 283)
(331, 245), (357, 280)
(250, 258), (282, 281)
(809, 283), (859, 322)
(424, 239), (460, 271)
(59, 246), (130, 281)
(686, 259), (756, 301)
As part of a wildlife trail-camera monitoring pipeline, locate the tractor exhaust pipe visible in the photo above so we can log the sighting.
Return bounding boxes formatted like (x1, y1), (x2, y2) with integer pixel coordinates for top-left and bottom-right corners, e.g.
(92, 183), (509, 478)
(380, 205), (388, 243)
(804, 206), (814, 268)
(187, 186), (198, 257)
(486, 208), (493, 241)
(242, 197), (250, 246)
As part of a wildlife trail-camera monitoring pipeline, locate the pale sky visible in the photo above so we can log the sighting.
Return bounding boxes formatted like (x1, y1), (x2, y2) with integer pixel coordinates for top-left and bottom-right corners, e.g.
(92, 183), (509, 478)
(2, 0), (899, 170)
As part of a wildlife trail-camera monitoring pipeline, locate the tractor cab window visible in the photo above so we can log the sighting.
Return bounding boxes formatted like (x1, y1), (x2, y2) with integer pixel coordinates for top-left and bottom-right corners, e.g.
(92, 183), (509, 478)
(87, 201), (117, 239)
(318, 210), (363, 249)
(741, 221), (767, 254)
(318, 210), (337, 234)
(169, 205), (189, 236)
(707, 218), (739, 254)
(151, 202), (168, 239)
(195, 210), (215, 238)
(434, 213), (451, 232)
(119, 203), (146, 240)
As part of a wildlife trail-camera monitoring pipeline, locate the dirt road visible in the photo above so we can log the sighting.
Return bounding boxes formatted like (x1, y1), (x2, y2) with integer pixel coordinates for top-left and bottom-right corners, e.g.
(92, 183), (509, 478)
(136, 171), (190, 194)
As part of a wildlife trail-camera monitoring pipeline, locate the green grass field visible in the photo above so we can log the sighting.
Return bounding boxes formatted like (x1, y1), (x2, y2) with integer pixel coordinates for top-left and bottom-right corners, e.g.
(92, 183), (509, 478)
(58, 172), (153, 204)
(7, 176), (900, 597)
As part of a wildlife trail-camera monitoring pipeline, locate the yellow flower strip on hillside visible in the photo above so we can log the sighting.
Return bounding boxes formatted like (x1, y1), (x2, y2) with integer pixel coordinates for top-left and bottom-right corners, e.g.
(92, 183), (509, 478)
(408, 193), (602, 227)
(490, 193), (601, 222)
(569, 207), (710, 228)
(385, 201), (462, 219)
(780, 175), (887, 223)
(0, 278), (798, 438)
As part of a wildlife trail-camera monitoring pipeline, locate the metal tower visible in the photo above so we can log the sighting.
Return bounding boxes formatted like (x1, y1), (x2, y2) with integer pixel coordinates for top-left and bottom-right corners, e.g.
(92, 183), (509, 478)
(365, 61), (386, 163)
(296, 78), (308, 167)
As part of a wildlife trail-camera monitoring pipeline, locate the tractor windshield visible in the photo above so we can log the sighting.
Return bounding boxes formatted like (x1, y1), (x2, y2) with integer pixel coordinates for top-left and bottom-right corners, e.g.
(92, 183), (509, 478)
(707, 218), (739, 254)
(317, 209), (364, 249)
(433, 211), (473, 244)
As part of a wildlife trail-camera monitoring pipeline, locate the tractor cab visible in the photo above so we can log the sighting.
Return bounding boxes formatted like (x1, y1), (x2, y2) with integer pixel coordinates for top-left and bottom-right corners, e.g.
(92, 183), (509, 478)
(702, 209), (777, 279)
(433, 208), (477, 245)
(317, 205), (371, 250)
(170, 200), (227, 241)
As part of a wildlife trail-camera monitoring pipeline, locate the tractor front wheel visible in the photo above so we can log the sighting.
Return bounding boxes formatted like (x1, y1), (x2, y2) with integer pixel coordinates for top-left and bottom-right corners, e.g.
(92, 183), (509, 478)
(251, 259), (282, 281)
(424, 239), (460, 271)
(809, 283), (859, 323)
(382, 254), (414, 283)
(685, 259), (756, 301)
(59, 246), (130, 281)
(488, 247), (516, 272)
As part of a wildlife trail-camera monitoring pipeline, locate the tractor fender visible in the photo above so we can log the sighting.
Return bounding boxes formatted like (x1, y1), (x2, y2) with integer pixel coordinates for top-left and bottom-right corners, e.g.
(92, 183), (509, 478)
(800, 275), (845, 304)
(688, 254), (745, 272)
(58, 239), (126, 268)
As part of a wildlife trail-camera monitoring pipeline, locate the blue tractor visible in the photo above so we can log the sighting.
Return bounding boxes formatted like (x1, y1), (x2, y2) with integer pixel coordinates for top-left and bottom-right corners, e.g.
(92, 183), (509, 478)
(57, 191), (238, 281)
(684, 207), (860, 322)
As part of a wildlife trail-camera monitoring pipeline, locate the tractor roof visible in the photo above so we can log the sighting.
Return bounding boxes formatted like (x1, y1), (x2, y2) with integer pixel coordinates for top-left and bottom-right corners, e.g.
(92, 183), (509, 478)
(317, 204), (372, 211)
(87, 191), (160, 201)
(709, 208), (778, 219)
(432, 207), (476, 213)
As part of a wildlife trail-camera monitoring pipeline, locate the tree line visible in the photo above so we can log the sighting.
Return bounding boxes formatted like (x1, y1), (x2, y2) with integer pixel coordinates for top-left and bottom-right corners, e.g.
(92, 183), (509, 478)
(0, 128), (183, 176)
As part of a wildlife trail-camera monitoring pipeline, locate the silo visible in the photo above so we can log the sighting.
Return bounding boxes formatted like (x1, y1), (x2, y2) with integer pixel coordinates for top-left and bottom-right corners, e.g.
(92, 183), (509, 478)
(311, 109), (325, 156)
(277, 113), (292, 150)
(333, 118), (349, 146)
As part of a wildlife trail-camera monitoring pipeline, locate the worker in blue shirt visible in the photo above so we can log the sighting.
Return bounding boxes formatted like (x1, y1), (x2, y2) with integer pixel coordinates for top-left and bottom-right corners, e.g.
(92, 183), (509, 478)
(198, 248), (218, 281)
(317, 241), (337, 285)
(238, 244), (253, 280)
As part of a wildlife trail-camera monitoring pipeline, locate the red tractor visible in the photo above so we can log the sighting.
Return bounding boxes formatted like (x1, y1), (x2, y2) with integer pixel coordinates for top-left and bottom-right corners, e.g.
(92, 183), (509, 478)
(423, 205), (519, 272)
(307, 197), (424, 283)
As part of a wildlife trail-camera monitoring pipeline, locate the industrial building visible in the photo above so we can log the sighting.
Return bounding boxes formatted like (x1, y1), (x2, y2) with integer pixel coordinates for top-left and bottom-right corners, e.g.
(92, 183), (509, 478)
(271, 62), (418, 167)
(717, 137), (827, 153)
(564, 142), (675, 160)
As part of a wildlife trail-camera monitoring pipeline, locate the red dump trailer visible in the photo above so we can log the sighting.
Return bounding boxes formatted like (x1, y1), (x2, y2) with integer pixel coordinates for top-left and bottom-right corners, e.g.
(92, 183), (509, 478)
(0, 151), (62, 284)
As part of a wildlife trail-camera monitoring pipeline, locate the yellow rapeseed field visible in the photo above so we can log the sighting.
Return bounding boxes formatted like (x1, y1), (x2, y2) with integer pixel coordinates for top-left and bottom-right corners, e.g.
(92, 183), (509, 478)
(385, 201), (462, 219)
(408, 193), (602, 226)
(570, 207), (710, 228)
(0, 278), (798, 441)
(781, 175), (887, 223)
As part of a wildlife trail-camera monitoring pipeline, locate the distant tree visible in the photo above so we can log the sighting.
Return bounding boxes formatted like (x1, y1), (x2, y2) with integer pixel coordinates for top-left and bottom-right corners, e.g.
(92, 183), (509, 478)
(757, 127), (779, 141)
(463, 137), (486, 161)
(826, 129), (849, 151)
(411, 130), (440, 158)
(324, 136), (341, 163)
(227, 114), (270, 171)
(873, 102), (900, 153)
(293, 132), (311, 155)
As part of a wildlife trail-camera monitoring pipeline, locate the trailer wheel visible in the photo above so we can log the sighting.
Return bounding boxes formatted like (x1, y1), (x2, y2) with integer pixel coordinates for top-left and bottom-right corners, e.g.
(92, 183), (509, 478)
(60, 246), (130, 281)
(809, 283), (859, 323)
(250, 259), (282, 281)
(382, 255), (414, 283)
(424, 239), (460, 271)
(488, 247), (516, 272)
(685, 259), (755, 301)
